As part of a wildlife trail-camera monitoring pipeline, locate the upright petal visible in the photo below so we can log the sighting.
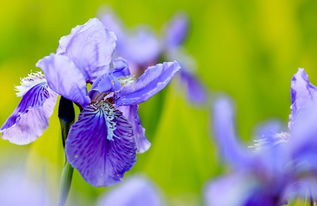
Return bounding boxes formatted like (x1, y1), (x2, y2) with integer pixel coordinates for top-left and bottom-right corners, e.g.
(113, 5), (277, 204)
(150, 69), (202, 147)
(212, 97), (250, 168)
(65, 101), (136, 187)
(111, 57), (130, 78)
(1, 73), (57, 145)
(97, 176), (163, 206)
(119, 105), (151, 153)
(165, 13), (188, 49)
(121, 28), (161, 67)
(289, 68), (317, 129)
(57, 18), (117, 82)
(36, 54), (90, 107)
(180, 70), (207, 105)
(116, 61), (181, 106)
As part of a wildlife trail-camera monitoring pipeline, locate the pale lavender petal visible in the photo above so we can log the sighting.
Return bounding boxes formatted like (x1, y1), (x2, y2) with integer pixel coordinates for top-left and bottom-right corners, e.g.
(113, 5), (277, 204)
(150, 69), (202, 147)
(57, 18), (117, 82)
(212, 97), (251, 168)
(289, 68), (317, 129)
(36, 54), (90, 107)
(165, 13), (188, 48)
(119, 105), (150, 153)
(120, 28), (161, 66)
(180, 70), (207, 105)
(1, 73), (57, 145)
(66, 101), (136, 187)
(205, 174), (254, 206)
(97, 176), (163, 206)
(116, 61), (181, 106)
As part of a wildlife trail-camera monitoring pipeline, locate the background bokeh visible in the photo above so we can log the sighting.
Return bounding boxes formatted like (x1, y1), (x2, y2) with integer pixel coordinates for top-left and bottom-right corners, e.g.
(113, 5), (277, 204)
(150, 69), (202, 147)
(1, 0), (317, 205)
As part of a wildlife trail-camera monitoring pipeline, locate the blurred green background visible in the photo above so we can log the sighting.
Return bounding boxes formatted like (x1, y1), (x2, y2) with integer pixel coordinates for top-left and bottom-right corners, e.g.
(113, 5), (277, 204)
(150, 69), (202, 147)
(1, 0), (317, 205)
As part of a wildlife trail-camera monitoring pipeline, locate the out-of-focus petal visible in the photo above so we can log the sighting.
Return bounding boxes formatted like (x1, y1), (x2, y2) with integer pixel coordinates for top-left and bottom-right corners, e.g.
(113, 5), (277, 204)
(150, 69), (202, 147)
(116, 61), (181, 106)
(97, 175), (163, 206)
(120, 28), (161, 67)
(212, 97), (251, 168)
(65, 101), (136, 187)
(36, 54), (90, 107)
(57, 18), (117, 82)
(111, 57), (130, 78)
(119, 105), (150, 153)
(180, 70), (207, 105)
(289, 68), (317, 129)
(204, 174), (255, 206)
(1, 73), (57, 145)
(165, 13), (188, 49)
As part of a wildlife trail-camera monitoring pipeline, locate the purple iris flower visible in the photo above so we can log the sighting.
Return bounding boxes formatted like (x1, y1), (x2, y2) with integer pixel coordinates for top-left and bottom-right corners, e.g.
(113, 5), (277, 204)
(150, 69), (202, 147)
(1, 18), (180, 187)
(99, 9), (207, 104)
(205, 69), (317, 205)
(97, 175), (164, 206)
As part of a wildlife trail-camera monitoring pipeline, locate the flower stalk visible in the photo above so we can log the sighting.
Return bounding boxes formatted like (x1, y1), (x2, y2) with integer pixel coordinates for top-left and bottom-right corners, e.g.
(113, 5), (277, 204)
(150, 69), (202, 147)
(58, 97), (75, 206)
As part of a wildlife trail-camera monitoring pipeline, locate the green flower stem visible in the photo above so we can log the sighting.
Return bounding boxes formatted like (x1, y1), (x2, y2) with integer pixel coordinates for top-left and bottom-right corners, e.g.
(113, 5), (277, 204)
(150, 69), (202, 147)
(58, 97), (75, 206)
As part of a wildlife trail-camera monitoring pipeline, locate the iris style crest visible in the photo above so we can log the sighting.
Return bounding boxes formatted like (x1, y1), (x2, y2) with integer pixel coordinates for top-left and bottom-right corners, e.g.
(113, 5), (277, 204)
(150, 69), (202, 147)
(1, 17), (181, 187)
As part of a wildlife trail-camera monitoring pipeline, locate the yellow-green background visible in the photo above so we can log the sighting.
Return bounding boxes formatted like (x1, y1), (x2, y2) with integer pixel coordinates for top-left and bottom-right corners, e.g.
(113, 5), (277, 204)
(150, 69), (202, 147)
(0, 0), (317, 205)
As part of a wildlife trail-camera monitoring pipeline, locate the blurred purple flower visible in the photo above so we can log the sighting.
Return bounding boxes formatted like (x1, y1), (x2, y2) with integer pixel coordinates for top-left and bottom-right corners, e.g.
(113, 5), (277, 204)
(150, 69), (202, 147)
(99, 9), (207, 105)
(97, 175), (164, 206)
(36, 18), (181, 186)
(206, 68), (317, 205)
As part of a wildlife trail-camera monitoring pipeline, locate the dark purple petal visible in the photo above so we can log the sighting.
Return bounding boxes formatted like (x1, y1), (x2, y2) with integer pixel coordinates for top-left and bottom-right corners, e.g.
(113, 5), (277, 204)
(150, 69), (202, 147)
(119, 105), (150, 153)
(116, 61), (181, 106)
(65, 101), (136, 187)
(165, 13), (188, 48)
(57, 18), (117, 82)
(36, 54), (90, 107)
(180, 70), (207, 105)
(289, 68), (317, 129)
(111, 57), (130, 78)
(212, 97), (251, 168)
(1, 73), (57, 144)
(97, 176), (163, 206)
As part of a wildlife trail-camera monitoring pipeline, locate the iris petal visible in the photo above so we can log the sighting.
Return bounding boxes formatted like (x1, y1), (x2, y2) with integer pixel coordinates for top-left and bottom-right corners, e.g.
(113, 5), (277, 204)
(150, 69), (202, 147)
(65, 101), (136, 187)
(165, 13), (188, 49)
(116, 61), (181, 106)
(97, 176), (163, 206)
(1, 76), (57, 145)
(180, 70), (207, 105)
(57, 18), (117, 82)
(289, 68), (317, 129)
(119, 105), (151, 153)
(212, 97), (251, 168)
(36, 54), (90, 107)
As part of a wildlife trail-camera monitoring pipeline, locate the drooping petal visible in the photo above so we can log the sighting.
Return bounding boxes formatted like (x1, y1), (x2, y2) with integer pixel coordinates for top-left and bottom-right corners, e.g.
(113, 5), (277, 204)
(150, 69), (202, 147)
(1, 73), (57, 145)
(212, 97), (251, 168)
(116, 61), (181, 106)
(57, 18), (117, 82)
(36, 54), (90, 107)
(65, 101), (136, 187)
(180, 70), (207, 105)
(164, 13), (188, 49)
(289, 68), (317, 129)
(120, 28), (161, 67)
(97, 176), (163, 206)
(119, 105), (150, 153)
